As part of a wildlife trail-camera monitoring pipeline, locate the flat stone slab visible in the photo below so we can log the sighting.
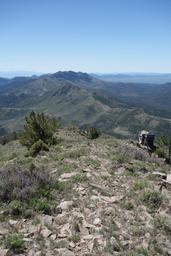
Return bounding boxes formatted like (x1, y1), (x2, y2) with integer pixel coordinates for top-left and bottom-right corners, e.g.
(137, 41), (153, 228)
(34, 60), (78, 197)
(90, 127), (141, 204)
(152, 171), (167, 179)
(55, 248), (74, 256)
(59, 172), (77, 180)
(101, 195), (123, 203)
(0, 227), (9, 235)
(167, 174), (171, 182)
(40, 227), (52, 238)
(58, 201), (73, 210)
(0, 249), (9, 256)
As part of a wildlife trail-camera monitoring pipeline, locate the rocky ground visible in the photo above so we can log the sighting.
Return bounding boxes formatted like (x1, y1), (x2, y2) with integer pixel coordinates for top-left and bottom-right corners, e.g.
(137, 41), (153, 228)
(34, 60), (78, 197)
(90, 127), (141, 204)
(0, 128), (171, 255)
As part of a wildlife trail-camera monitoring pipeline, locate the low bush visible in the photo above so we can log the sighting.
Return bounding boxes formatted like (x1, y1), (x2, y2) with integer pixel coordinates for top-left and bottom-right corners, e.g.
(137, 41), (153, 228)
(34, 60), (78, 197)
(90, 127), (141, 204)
(134, 150), (147, 161)
(5, 233), (24, 251)
(133, 180), (149, 191)
(82, 126), (101, 139)
(114, 145), (161, 165)
(155, 147), (165, 158)
(156, 135), (171, 160)
(0, 165), (65, 216)
(31, 198), (53, 214)
(8, 200), (25, 216)
(141, 190), (163, 211)
(0, 165), (50, 202)
(153, 216), (171, 235)
(29, 139), (49, 157)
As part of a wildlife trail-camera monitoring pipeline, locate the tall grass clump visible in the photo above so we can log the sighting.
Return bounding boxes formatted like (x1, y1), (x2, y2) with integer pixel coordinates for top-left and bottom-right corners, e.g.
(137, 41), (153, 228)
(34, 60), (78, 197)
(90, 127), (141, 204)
(83, 126), (101, 140)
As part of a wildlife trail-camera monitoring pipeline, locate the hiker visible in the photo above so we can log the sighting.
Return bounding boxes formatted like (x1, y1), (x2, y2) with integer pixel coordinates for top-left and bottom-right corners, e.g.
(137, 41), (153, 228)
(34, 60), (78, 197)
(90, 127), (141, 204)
(139, 130), (156, 155)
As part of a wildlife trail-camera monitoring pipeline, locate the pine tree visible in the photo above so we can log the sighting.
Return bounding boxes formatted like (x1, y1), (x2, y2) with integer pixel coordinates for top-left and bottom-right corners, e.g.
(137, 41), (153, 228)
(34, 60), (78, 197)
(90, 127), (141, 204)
(20, 111), (59, 149)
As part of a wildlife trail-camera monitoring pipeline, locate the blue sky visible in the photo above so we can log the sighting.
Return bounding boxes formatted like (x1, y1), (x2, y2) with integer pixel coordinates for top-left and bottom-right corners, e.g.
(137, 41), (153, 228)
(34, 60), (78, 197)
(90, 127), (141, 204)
(0, 0), (171, 73)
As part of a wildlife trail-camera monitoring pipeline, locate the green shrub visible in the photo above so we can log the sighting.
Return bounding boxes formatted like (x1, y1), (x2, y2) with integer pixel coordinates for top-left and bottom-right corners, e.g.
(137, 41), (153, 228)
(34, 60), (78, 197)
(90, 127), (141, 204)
(153, 216), (171, 235)
(55, 180), (73, 192)
(85, 126), (100, 140)
(156, 135), (170, 159)
(23, 209), (34, 218)
(29, 139), (49, 157)
(115, 154), (130, 164)
(5, 233), (24, 251)
(9, 200), (25, 216)
(155, 147), (165, 158)
(70, 234), (81, 243)
(141, 190), (163, 211)
(20, 111), (59, 149)
(133, 181), (148, 191)
(32, 199), (52, 214)
(38, 183), (54, 200)
(159, 135), (170, 146)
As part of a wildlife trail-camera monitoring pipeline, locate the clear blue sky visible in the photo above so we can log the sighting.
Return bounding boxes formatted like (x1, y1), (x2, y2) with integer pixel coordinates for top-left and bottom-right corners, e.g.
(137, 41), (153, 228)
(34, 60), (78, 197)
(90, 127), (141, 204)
(0, 0), (171, 73)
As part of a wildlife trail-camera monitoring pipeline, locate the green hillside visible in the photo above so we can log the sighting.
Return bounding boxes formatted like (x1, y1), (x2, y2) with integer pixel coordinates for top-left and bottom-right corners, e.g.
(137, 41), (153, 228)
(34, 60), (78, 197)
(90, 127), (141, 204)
(0, 71), (171, 138)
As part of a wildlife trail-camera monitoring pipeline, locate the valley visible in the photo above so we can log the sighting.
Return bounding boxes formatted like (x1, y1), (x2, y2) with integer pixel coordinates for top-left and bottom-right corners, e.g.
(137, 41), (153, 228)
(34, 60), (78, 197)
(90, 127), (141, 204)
(0, 71), (171, 138)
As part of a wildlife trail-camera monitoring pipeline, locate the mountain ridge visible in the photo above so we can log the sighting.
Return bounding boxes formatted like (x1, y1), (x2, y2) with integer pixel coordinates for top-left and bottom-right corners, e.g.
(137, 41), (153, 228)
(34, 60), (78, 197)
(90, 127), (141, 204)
(0, 71), (171, 138)
(92, 73), (171, 84)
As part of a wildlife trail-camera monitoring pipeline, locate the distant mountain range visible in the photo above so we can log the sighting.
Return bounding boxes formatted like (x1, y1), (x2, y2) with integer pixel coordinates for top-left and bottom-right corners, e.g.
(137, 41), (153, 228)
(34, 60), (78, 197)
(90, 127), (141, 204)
(0, 71), (171, 138)
(92, 73), (171, 84)
(0, 71), (42, 78)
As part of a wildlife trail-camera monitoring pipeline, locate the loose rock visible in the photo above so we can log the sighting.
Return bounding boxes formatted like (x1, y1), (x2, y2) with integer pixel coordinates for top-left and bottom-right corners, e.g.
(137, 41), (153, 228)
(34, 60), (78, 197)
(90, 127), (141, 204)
(58, 201), (73, 210)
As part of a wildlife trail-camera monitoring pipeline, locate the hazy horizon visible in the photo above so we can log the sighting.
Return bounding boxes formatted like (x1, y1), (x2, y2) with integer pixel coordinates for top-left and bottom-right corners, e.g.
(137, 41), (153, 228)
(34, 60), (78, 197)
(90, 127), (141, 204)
(1, 70), (171, 79)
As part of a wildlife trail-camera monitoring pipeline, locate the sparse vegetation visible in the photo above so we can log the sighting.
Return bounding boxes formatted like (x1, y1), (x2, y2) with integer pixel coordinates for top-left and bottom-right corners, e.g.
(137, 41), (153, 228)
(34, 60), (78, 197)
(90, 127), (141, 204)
(129, 247), (150, 256)
(156, 135), (171, 161)
(64, 148), (87, 159)
(133, 180), (149, 191)
(0, 165), (61, 216)
(31, 198), (53, 214)
(121, 199), (134, 210)
(5, 233), (24, 251)
(0, 128), (170, 255)
(140, 190), (164, 211)
(8, 200), (26, 216)
(83, 126), (101, 140)
(29, 139), (49, 157)
(153, 216), (171, 236)
(71, 174), (88, 183)
(70, 234), (81, 243)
